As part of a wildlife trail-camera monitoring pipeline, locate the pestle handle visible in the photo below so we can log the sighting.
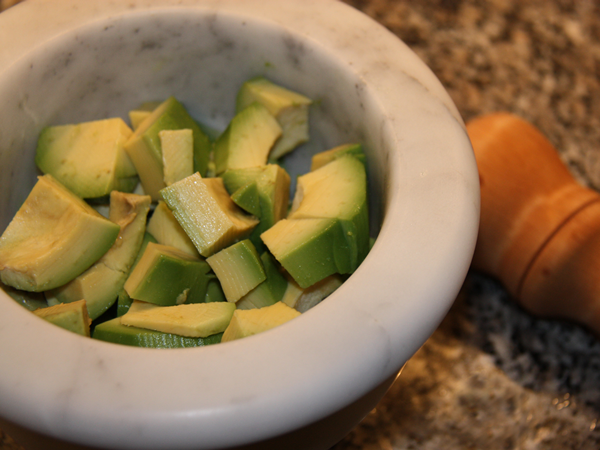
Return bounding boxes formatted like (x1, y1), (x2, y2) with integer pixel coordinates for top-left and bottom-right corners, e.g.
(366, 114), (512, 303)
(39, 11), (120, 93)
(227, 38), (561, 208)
(467, 112), (600, 336)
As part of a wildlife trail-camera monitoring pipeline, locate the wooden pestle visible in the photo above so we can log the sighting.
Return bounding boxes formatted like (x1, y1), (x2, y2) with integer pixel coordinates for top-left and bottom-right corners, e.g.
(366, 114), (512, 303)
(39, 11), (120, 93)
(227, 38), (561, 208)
(467, 112), (600, 336)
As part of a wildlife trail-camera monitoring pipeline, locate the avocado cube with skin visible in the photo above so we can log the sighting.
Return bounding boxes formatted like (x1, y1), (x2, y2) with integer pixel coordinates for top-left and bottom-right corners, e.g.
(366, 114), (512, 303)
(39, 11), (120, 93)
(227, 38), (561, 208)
(236, 77), (312, 160)
(221, 301), (301, 342)
(124, 242), (212, 306)
(120, 300), (236, 338)
(289, 155), (369, 270)
(124, 97), (211, 200)
(221, 164), (290, 252)
(160, 173), (258, 257)
(0, 175), (120, 292)
(93, 316), (222, 348)
(35, 117), (137, 199)
(261, 217), (356, 288)
(206, 240), (266, 303)
(46, 192), (152, 320)
(33, 299), (92, 337)
(213, 102), (282, 175)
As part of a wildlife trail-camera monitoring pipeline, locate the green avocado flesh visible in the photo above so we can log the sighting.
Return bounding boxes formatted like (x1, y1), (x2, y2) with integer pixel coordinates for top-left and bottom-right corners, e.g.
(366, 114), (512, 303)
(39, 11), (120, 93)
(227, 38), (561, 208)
(236, 252), (287, 310)
(33, 299), (91, 337)
(214, 102), (282, 175)
(124, 242), (212, 306)
(0, 175), (120, 292)
(221, 164), (290, 252)
(92, 316), (222, 348)
(124, 97), (211, 200)
(235, 76), (312, 160)
(35, 118), (137, 199)
(46, 192), (152, 320)
(160, 173), (258, 257)
(261, 217), (355, 288)
(206, 240), (266, 303)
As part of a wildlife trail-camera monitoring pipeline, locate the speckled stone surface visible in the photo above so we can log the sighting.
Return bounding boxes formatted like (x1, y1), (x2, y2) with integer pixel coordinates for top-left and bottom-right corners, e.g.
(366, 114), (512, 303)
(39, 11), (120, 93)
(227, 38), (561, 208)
(2, 0), (600, 449)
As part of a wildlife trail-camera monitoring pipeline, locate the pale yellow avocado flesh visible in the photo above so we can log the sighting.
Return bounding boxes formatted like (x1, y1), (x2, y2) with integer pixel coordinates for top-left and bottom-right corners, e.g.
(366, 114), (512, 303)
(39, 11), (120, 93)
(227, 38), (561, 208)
(281, 274), (343, 313)
(33, 299), (92, 337)
(121, 300), (235, 338)
(46, 192), (152, 320)
(221, 301), (301, 342)
(160, 129), (194, 186)
(35, 118), (136, 199)
(160, 173), (258, 257)
(0, 175), (120, 292)
(146, 201), (199, 257)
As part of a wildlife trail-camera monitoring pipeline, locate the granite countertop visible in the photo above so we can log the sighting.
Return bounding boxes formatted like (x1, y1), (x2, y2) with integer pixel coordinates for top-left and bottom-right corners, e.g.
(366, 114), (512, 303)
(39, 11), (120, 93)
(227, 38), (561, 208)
(2, 0), (600, 449)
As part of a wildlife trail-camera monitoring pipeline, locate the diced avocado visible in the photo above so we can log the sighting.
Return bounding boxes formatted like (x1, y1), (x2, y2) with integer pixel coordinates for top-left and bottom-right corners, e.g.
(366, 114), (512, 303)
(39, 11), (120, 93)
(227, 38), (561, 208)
(289, 155), (369, 269)
(117, 232), (157, 316)
(261, 218), (354, 288)
(236, 77), (312, 160)
(0, 175), (120, 292)
(93, 316), (222, 348)
(221, 164), (291, 251)
(160, 173), (258, 257)
(33, 299), (92, 337)
(213, 102), (282, 175)
(124, 242), (212, 306)
(236, 252), (287, 310)
(128, 101), (161, 130)
(46, 192), (152, 319)
(120, 300), (235, 338)
(146, 201), (199, 257)
(204, 277), (226, 303)
(35, 118), (137, 199)
(1, 280), (47, 311)
(160, 129), (194, 186)
(124, 97), (211, 200)
(281, 274), (343, 313)
(221, 301), (301, 342)
(206, 240), (266, 303)
(310, 143), (366, 171)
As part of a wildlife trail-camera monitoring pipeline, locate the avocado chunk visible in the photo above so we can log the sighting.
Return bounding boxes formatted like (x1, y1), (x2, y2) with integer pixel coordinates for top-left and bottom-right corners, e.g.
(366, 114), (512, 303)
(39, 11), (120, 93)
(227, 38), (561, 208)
(128, 101), (161, 130)
(236, 252), (287, 310)
(46, 192), (152, 320)
(236, 77), (312, 160)
(261, 218), (354, 288)
(289, 155), (369, 269)
(213, 102), (282, 175)
(117, 232), (157, 316)
(93, 316), (222, 348)
(120, 300), (235, 338)
(160, 173), (258, 257)
(160, 129), (194, 186)
(281, 274), (343, 313)
(221, 301), (301, 342)
(124, 242), (212, 306)
(310, 143), (366, 171)
(33, 299), (92, 337)
(1, 280), (48, 311)
(146, 201), (199, 257)
(0, 175), (120, 292)
(206, 240), (266, 303)
(124, 97), (211, 200)
(204, 277), (227, 303)
(221, 164), (291, 252)
(35, 117), (137, 199)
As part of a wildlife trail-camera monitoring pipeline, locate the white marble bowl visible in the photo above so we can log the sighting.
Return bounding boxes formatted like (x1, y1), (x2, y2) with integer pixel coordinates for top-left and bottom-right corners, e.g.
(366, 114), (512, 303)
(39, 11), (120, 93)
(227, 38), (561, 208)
(0, 1), (479, 449)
